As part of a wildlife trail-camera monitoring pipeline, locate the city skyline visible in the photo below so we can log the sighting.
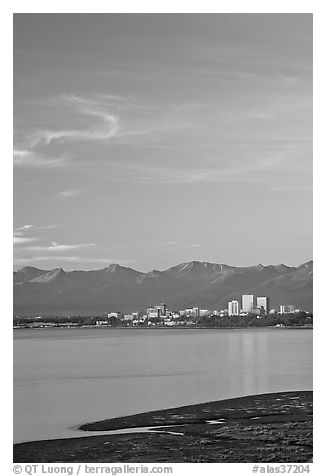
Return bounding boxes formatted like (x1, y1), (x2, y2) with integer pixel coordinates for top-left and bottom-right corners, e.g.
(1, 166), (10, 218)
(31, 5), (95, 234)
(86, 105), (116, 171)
(14, 14), (312, 272)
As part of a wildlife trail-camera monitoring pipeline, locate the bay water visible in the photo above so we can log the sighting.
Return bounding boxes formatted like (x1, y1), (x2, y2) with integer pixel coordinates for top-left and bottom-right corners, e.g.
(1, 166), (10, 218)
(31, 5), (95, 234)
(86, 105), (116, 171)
(13, 327), (312, 443)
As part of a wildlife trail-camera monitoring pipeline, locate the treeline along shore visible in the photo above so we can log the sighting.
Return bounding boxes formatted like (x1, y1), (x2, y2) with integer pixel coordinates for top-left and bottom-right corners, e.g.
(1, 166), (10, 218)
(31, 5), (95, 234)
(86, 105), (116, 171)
(14, 391), (312, 463)
(13, 311), (313, 329)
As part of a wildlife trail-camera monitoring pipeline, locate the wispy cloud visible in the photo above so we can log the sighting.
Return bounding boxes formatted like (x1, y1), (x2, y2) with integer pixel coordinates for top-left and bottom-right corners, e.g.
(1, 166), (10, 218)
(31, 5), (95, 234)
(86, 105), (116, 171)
(31, 115), (119, 147)
(14, 224), (59, 233)
(155, 241), (176, 247)
(26, 242), (96, 252)
(30, 95), (122, 147)
(16, 93), (203, 163)
(57, 188), (88, 199)
(13, 236), (39, 245)
(62, 93), (136, 113)
(14, 225), (34, 236)
(13, 149), (32, 158)
(13, 149), (65, 168)
(14, 87), (311, 191)
(115, 163), (240, 185)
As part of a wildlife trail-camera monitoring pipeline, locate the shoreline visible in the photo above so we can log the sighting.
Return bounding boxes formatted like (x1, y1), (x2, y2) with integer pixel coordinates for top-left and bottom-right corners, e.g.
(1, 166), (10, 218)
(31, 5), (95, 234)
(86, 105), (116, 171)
(13, 325), (313, 330)
(14, 390), (313, 463)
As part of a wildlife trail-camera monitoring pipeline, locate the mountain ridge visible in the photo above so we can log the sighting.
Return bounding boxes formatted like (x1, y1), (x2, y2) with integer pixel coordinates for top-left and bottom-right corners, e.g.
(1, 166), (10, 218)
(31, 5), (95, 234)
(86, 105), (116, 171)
(13, 260), (313, 315)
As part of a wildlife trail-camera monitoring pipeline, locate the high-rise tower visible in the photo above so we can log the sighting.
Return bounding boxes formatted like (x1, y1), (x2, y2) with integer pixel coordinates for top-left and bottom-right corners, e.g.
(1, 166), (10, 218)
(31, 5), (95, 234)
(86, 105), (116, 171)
(242, 294), (254, 313)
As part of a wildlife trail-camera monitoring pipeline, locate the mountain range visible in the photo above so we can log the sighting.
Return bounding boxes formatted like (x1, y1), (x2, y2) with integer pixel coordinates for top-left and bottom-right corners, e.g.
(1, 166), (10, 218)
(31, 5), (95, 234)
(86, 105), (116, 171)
(13, 260), (313, 315)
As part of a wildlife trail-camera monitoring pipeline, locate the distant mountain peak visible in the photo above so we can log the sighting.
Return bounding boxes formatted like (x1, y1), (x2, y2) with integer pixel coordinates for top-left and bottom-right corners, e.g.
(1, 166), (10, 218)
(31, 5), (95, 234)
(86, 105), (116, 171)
(20, 266), (41, 271)
(30, 268), (67, 283)
(104, 263), (143, 274)
(105, 263), (123, 272)
(299, 260), (313, 268)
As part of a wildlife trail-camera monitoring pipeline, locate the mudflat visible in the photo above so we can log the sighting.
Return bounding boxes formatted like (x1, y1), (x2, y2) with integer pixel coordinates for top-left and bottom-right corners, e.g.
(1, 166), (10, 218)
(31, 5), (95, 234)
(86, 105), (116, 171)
(13, 391), (312, 463)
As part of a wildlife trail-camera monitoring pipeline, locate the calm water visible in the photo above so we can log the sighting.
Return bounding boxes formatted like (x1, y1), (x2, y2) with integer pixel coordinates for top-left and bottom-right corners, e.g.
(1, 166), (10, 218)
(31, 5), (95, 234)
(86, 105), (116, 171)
(13, 327), (312, 443)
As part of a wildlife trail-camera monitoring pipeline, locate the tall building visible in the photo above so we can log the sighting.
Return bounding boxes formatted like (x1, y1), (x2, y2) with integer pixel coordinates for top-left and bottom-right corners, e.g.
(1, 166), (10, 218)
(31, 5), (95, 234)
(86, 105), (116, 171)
(147, 306), (160, 318)
(192, 307), (199, 317)
(228, 300), (240, 316)
(147, 303), (167, 318)
(257, 296), (270, 315)
(156, 303), (167, 317)
(242, 294), (254, 313)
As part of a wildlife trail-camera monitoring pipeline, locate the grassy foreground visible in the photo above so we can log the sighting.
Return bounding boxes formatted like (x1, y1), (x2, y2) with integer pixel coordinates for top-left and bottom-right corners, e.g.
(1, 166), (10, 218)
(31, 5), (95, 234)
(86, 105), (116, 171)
(14, 391), (312, 463)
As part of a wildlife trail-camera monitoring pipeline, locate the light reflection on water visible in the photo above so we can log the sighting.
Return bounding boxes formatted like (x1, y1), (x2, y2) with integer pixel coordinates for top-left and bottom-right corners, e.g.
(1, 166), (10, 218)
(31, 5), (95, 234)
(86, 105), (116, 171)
(13, 328), (312, 443)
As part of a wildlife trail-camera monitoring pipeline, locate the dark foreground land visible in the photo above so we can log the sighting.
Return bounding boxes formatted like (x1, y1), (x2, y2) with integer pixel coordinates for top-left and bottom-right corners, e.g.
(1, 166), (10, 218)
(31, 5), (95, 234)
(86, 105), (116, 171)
(14, 391), (312, 463)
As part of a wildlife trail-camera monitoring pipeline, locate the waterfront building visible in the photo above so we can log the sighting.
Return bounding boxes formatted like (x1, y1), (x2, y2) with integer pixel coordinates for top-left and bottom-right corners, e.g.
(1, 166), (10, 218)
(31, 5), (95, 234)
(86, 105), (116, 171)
(156, 303), (167, 316)
(257, 296), (270, 315)
(228, 300), (240, 316)
(96, 318), (109, 326)
(199, 309), (210, 317)
(123, 314), (133, 321)
(280, 305), (295, 314)
(108, 312), (122, 319)
(242, 294), (254, 313)
(147, 309), (160, 318)
(147, 303), (167, 317)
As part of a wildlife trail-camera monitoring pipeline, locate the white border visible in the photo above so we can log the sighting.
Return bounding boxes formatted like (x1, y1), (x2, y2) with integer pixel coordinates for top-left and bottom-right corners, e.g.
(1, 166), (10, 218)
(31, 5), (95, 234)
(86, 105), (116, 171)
(3, 2), (322, 474)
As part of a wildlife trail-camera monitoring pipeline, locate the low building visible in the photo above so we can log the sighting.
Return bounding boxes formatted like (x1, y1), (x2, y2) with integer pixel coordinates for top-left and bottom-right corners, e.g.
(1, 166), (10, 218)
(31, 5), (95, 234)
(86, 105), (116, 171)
(108, 312), (122, 319)
(199, 309), (210, 317)
(228, 300), (240, 316)
(280, 305), (295, 314)
(123, 314), (133, 321)
(96, 319), (109, 326)
(148, 310), (160, 319)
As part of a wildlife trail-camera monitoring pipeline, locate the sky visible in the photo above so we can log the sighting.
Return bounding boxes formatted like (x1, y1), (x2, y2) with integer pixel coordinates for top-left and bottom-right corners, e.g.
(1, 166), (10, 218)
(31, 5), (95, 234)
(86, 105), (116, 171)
(13, 13), (312, 272)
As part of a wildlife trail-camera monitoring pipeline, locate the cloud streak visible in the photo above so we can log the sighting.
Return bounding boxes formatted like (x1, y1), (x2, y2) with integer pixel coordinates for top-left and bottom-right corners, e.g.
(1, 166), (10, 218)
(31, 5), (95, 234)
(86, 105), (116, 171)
(31, 114), (119, 147)
(13, 236), (39, 245)
(26, 242), (96, 252)
(15, 224), (59, 231)
(14, 149), (65, 168)
(15, 92), (205, 168)
(57, 188), (89, 199)
(30, 95), (123, 147)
